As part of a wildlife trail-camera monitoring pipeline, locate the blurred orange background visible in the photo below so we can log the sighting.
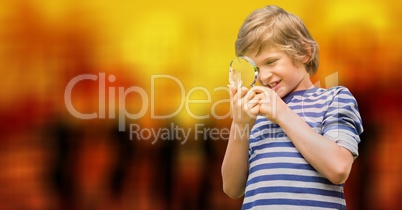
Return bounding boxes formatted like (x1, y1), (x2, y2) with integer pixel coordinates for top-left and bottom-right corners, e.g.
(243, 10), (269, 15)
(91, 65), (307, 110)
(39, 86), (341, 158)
(1, 0), (401, 209)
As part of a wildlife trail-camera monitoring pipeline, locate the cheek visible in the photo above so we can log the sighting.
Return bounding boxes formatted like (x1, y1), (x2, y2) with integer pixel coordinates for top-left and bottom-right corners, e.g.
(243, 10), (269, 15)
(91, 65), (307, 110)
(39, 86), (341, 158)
(281, 67), (305, 88)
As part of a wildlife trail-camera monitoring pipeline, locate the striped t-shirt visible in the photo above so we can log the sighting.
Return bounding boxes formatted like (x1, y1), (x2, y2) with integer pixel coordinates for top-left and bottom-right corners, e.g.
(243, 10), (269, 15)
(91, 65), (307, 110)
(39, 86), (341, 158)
(242, 86), (363, 210)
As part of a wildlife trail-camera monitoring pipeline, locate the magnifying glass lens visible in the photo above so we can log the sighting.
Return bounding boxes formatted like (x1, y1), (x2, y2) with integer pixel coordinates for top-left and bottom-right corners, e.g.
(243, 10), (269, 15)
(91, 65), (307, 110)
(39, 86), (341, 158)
(229, 56), (258, 88)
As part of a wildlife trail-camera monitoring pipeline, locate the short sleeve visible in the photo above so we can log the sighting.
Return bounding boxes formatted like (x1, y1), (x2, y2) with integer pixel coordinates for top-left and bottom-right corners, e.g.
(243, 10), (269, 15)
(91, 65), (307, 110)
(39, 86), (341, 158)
(322, 86), (364, 158)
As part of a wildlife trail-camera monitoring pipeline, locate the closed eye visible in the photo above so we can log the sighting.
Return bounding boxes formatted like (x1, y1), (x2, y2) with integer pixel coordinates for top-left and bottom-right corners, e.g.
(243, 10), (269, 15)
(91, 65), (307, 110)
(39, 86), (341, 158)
(266, 59), (278, 65)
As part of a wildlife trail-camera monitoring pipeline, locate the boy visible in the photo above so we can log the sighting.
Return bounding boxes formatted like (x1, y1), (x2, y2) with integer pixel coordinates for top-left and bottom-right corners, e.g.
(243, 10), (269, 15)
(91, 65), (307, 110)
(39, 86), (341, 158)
(221, 5), (363, 209)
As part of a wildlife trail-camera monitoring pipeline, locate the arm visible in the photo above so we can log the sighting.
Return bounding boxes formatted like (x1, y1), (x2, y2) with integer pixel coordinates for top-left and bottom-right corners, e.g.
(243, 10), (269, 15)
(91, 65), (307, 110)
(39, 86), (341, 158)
(276, 106), (354, 184)
(221, 87), (259, 198)
(221, 122), (251, 198)
(253, 86), (356, 184)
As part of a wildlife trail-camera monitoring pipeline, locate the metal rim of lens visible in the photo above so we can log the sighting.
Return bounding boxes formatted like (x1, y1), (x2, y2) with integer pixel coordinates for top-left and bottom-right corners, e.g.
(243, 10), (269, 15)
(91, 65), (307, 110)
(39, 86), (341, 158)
(229, 56), (258, 87)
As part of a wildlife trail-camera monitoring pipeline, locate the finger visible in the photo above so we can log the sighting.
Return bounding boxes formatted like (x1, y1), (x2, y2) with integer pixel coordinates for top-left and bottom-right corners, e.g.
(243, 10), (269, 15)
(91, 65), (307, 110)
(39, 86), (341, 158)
(248, 96), (262, 110)
(253, 89), (271, 102)
(258, 98), (270, 105)
(250, 86), (267, 94)
(253, 92), (264, 101)
(257, 93), (271, 104)
(234, 87), (249, 101)
(247, 104), (260, 117)
(227, 84), (237, 96)
(249, 104), (260, 115)
(245, 89), (256, 100)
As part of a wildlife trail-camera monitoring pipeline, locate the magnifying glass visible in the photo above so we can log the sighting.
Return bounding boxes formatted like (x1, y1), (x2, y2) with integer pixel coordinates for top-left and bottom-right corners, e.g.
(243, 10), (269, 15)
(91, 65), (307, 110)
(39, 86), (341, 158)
(229, 56), (259, 89)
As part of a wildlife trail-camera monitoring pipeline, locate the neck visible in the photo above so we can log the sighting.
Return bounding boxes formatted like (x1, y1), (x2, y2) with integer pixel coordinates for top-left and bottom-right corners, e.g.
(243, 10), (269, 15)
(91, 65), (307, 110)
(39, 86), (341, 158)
(294, 73), (314, 92)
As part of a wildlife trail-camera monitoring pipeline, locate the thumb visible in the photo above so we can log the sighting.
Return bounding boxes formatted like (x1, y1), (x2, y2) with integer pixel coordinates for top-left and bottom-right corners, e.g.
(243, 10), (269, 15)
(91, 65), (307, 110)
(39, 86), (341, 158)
(228, 84), (238, 96)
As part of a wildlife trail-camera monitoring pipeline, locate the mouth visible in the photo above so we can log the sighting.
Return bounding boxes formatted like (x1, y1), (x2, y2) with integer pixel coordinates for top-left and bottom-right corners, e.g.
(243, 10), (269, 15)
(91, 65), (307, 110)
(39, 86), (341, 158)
(267, 80), (281, 90)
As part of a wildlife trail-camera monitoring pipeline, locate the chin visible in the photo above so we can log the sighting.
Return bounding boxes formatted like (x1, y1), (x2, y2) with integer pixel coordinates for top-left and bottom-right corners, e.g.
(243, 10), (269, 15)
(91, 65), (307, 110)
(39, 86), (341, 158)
(275, 87), (288, 98)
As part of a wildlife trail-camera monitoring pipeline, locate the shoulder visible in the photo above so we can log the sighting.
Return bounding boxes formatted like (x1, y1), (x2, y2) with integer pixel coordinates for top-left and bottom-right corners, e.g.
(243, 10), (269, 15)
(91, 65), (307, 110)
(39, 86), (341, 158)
(314, 86), (356, 100)
(327, 86), (353, 94)
(286, 86), (356, 106)
(322, 86), (361, 115)
(297, 86), (352, 100)
(297, 86), (359, 109)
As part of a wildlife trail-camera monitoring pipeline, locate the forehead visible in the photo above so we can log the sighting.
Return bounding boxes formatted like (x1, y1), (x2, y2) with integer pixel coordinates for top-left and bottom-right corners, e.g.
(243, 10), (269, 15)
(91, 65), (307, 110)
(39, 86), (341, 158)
(244, 44), (283, 60)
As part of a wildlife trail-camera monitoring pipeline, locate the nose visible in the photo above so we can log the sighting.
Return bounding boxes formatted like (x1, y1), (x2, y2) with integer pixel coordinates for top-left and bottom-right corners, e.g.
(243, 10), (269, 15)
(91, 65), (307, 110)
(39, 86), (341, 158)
(258, 70), (273, 85)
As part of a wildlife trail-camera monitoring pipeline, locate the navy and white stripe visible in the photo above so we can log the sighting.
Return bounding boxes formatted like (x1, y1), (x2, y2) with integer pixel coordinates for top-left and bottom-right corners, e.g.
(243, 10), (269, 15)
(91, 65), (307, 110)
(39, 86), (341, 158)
(242, 86), (363, 210)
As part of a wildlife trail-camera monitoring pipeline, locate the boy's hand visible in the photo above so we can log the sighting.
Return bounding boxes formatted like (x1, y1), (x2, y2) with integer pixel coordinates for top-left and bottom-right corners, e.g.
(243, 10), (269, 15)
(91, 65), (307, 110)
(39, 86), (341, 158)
(251, 86), (287, 124)
(229, 85), (260, 125)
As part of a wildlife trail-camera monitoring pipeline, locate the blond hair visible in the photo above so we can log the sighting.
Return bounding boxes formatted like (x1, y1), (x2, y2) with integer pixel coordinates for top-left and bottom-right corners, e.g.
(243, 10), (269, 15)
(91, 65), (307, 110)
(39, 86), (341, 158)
(235, 5), (319, 75)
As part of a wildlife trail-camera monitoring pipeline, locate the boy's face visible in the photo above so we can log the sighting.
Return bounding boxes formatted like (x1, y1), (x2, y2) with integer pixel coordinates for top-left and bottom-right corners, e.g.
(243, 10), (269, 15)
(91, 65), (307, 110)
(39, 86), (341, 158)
(245, 45), (312, 98)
